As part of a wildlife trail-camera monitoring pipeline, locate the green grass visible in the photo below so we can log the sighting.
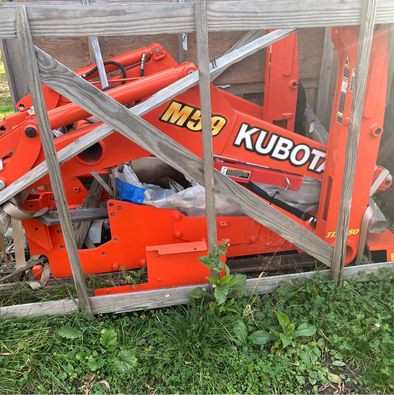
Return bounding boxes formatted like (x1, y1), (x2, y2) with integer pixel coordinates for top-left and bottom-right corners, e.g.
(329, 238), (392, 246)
(0, 55), (14, 118)
(0, 271), (393, 394)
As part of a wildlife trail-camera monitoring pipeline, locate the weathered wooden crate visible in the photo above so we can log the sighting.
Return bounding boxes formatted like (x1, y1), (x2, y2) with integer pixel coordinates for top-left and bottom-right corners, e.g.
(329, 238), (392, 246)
(0, 0), (393, 317)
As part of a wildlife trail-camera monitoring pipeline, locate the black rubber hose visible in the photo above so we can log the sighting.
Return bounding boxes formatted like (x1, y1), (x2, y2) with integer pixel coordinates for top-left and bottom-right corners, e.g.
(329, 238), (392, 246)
(244, 182), (317, 225)
(82, 60), (127, 90)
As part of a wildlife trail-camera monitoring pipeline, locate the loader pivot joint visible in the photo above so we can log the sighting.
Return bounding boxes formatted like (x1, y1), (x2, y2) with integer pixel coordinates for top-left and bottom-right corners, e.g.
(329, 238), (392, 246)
(25, 127), (37, 138)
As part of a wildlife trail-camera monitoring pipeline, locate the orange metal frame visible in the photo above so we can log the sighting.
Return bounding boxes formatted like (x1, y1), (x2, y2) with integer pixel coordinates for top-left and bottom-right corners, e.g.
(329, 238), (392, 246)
(0, 29), (392, 294)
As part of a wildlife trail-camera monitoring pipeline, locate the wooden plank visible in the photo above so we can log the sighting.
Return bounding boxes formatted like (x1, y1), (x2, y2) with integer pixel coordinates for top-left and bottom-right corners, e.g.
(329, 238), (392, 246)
(0, 28), (293, 206)
(15, 6), (91, 313)
(195, 0), (217, 252)
(0, 7), (16, 39)
(38, 207), (108, 226)
(35, 45), (334, 266)
(73, 179), (103, 248)
(10, 218), (26, 269)
(304, 103), (328, 145)
(315, 27), (337, 129)
(0, 298), (78, 316)
(91, 261), (393, 314)
(1, 261), (392, 317)
(0, 235), (9, 266)
(91, 171), (114, 197)
(0, 259), (37, 284)
(86, 36), (108, 88)
(2, 1), (394, 39)
(0, 39), (25, 105)
(81, 0), (108, 88)
(331, 0), (377, 285)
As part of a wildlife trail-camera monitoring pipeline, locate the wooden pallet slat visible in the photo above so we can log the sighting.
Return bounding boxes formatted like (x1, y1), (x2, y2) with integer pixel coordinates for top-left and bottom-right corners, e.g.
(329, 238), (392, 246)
(195, 0), (217, 252)
(1, 1), (394, 39)
(1, 262), (392, 318)
(15, 6), (91, 313)
(332, 0), (378, 285)
(315, 27), (337, 129)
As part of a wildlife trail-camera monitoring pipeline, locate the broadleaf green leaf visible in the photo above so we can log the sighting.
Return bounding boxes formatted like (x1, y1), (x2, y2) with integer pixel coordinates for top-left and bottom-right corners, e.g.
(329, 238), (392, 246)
(296, 375), (305, 385)
(113, 349), (137, 373)
(279, 333), (292, 348)
(275, 311), (291, 330)
(87, 357), (105, 372)
(214, 285), (229, 305)
(189, 288), (207, 300)
(58, 327), (82, 340)
(199, 255), (221, 273)
(295, 322), (316, 337)
(100, 328), (117, 350)
(233, 320), (248, 344)
(328, 372), (342, 383)
(249, 330), (271, 345)
(231, 274), (247, 296)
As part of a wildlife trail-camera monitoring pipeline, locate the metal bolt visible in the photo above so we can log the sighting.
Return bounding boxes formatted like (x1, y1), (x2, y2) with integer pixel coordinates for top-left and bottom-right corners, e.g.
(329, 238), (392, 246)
(0, 180), (6, 190)
(25, 127), (37, 138)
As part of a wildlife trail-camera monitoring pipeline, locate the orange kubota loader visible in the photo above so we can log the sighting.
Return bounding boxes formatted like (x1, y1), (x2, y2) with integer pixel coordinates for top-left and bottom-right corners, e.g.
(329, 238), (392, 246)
(0, 27), (392, 294)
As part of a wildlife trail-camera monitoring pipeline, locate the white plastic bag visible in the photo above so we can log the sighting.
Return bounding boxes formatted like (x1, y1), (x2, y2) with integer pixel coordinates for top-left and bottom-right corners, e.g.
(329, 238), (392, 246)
(115, 164), (321, 216)
(255, 176), (321, 213)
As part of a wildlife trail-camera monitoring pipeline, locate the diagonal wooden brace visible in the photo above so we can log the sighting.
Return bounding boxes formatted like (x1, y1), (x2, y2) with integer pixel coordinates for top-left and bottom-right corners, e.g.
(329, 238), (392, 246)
(34, 46), (334, 267)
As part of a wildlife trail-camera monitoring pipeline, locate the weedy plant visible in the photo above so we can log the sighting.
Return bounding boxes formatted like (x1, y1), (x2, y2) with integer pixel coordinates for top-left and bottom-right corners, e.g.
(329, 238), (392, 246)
(230, 309), (317, 353)
(189, 242), (247, 310)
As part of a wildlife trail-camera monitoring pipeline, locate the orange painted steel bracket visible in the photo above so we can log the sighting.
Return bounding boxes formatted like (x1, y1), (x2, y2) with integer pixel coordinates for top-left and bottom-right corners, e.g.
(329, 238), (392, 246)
(95, 240), (213, 295)
(316, 26), (391, 262)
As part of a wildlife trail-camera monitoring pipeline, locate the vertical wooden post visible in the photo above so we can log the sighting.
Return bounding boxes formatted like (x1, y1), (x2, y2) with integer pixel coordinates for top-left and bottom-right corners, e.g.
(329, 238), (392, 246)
(195, 0), (217, 253)
(16, 6), (91, 313)
(0, 39), (24, 106)
(315, 27), (337, 129)
(331, 0), (377, 285)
